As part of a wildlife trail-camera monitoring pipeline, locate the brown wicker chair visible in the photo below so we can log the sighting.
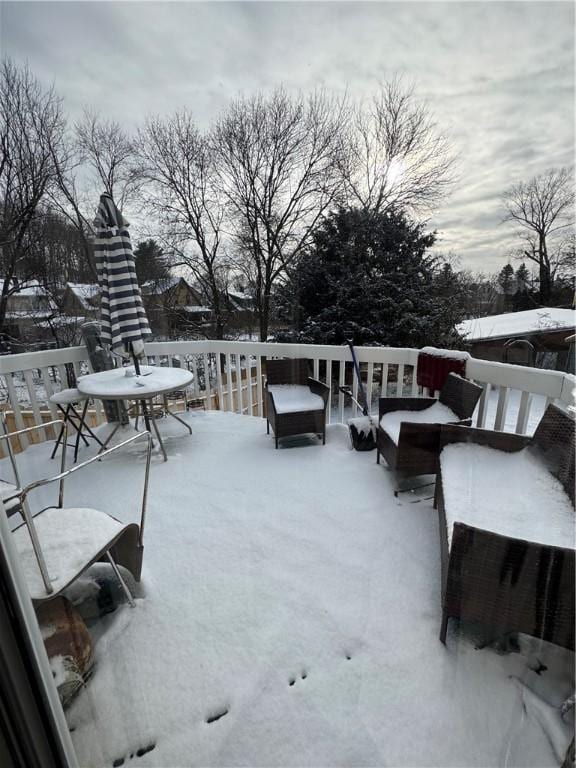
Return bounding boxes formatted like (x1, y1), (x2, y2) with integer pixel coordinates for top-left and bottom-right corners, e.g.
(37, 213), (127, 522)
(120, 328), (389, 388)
(436, 404), (575, 650)
(265, 358), (329, 448)
(376, 373), (483, 476)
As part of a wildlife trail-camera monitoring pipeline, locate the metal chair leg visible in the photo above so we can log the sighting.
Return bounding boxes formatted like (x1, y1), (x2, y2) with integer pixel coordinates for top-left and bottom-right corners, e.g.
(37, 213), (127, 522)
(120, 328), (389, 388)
(105, 552), (135, 608)
(50, 408), (68, 459)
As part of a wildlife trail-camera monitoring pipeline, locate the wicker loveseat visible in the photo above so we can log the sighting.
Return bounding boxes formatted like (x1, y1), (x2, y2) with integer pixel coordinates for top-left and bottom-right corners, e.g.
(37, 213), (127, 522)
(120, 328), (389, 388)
(436, 404), (575, 650)
(265, 359), (329, 448)
(376, 373), (483, 476)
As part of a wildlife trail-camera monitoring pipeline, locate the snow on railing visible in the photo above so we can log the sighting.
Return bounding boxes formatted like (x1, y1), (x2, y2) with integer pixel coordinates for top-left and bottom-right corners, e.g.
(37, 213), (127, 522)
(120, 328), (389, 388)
(0, 340), (573, 453)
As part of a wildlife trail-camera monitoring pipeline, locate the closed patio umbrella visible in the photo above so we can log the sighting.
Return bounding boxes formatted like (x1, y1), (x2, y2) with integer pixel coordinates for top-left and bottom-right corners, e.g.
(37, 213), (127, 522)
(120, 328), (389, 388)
(93, 192), (151, 371)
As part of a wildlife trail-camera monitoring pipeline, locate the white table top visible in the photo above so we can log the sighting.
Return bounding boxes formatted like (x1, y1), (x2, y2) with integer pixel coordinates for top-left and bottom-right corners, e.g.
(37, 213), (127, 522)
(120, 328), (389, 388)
(77, 365), (194, 399)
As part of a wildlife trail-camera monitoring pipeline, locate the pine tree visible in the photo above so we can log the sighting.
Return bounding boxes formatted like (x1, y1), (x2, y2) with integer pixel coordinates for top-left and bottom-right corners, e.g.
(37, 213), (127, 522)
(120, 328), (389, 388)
(497, 263), (515, 295)
(276, 208), (466, 348)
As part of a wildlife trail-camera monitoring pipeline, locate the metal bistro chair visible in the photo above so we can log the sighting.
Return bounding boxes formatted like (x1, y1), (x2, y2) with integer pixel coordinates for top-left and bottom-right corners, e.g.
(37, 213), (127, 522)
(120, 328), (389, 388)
(0, 414), (65, 518)
(5, 425), (153, 607)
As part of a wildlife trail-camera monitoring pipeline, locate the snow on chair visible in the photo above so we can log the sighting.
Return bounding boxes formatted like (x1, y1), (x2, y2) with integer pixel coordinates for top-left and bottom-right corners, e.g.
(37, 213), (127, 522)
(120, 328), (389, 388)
(265, 358), (329, 449)
(7, 427), (152, 606)
(436, 404), (575, 649)
(376, 372), (483, 479)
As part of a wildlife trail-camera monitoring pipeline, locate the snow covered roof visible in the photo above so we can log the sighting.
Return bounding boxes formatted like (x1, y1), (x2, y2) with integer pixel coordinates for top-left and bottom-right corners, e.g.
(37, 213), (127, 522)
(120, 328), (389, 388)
(66, 283), (100, 310)
(143, 276), (189, 295)
(181, 305), (211, 314)
(457, 308), (576, 342)
(0, 279), (49, 297)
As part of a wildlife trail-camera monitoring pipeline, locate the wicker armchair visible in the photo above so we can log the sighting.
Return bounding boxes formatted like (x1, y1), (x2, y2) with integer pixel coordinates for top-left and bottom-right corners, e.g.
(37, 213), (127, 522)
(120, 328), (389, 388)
(436, 404), (575, 650)
(265, 359), (329, 448)
(376, 373), (483, 476)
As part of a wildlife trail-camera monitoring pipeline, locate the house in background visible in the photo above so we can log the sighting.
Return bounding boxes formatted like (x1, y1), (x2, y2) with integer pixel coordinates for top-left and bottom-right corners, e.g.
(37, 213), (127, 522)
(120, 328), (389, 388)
(142, 276), (212, 337)
(224, 288), (256, 334)
(457, 307), (576, 371)
(0, 279), (57, 351)
(61, 283), (101, 319)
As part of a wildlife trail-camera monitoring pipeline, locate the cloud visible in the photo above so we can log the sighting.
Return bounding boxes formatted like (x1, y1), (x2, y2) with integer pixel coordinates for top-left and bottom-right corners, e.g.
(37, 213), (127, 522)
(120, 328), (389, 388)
(2, 0), (574, 273)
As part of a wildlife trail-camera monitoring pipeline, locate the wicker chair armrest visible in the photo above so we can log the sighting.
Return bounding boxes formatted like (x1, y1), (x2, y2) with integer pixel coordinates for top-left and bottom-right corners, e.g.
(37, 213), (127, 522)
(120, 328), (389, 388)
(379, 397), (437, 419)
(439, 424), (530, 453)
(307, 378), (329, 406)
(266, 389), (278, 416)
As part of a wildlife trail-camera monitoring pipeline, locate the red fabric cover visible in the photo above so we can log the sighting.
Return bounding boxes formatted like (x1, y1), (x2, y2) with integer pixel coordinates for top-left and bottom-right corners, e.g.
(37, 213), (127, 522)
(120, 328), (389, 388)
(416, 352), (466, 391)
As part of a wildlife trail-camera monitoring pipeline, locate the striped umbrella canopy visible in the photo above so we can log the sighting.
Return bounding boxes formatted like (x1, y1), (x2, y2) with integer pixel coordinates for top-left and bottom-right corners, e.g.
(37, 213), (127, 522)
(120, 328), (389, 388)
(93, 192), (151, 359)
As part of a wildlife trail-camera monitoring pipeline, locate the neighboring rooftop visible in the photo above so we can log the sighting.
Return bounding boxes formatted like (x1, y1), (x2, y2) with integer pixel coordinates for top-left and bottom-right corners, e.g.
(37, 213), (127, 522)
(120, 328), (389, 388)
(457, 307), (576, 342)
(66, 283), (100, 310)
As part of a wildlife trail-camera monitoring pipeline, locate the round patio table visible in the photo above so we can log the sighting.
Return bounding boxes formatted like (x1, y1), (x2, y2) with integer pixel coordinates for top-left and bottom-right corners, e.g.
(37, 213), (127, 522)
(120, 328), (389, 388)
(77, 365), (194, 461)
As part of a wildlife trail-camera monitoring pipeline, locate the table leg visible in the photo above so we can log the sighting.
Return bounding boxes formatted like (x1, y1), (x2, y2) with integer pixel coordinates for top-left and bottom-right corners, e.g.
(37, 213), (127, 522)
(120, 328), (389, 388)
(148, 400), (167, 462)
(163, 396), (193, 435)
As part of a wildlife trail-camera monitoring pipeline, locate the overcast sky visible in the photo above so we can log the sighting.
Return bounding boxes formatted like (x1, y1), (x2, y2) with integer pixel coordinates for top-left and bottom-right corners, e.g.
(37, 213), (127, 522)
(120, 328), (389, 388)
(2, 1), (574, 274)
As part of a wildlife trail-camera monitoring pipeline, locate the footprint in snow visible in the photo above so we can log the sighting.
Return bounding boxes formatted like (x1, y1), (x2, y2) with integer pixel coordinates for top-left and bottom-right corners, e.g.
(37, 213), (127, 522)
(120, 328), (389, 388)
(111, 742), (155, 766)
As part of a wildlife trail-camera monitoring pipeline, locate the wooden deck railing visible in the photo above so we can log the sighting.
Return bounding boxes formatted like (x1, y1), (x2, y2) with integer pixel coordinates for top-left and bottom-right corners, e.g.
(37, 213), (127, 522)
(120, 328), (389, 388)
(0, 340), (573, 453)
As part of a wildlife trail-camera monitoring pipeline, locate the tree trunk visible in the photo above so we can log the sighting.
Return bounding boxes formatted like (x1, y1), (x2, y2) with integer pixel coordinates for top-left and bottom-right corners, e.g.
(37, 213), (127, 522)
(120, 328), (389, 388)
(538, 233), (551, 305)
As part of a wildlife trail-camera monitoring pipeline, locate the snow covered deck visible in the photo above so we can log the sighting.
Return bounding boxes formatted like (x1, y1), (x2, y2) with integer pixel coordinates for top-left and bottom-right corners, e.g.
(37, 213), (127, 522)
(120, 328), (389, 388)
(8, 410), (574, 767)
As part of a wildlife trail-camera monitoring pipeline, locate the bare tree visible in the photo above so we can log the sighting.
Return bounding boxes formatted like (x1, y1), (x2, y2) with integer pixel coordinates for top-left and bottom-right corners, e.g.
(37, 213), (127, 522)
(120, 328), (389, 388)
(213, 87), (347, 341)
(0, 58), (66, 332)
(502, 168), (575, 305)
(75, 109), (140, 209)
(137, 110), (230, 338)
(341, 76), (457, 216)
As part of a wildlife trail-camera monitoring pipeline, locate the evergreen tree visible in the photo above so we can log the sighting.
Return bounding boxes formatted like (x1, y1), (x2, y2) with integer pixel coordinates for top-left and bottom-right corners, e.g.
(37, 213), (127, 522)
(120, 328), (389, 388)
(497, 263), (515, 294)
(276, 208), (467, 348)
(133, 240), (170, 286)
(512, 263), (535, 311)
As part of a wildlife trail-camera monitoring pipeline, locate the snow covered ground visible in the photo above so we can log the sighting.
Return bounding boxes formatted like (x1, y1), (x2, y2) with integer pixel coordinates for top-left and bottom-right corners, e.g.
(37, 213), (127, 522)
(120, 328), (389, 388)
(6, 411), (574, 768)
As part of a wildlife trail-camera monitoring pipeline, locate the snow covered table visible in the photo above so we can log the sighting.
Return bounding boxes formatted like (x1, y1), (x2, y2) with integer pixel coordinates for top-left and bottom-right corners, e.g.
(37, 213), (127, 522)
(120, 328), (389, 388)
(78, 365), (194, 461)
(436, 405), (575, 650)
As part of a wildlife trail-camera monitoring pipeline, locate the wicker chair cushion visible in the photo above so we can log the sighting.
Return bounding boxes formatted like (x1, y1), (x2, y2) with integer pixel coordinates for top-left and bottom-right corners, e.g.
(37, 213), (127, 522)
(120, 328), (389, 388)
(379, 402), (459, 445)
(441, 443), (574, 549)
(268, 385), (324, 415)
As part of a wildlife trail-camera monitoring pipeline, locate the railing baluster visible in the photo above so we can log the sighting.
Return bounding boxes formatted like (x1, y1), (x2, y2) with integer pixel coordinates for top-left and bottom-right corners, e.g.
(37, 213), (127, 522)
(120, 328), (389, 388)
(225, 353), (232, 411)
(494, 386), (509, 431)
(23, 370), (43, 435)
(216, 352), (224, 411)
(313, 358), (319, 380)
(475, 382), (491, 429)
(324, 360), (331, 423)
(352, 367), (359, 417)
(397, 363), (405, 397)
(191, 357), (199, 395)
(246, 355), (254, 416)
(338, 360), (345, 423)
(236, 354), (243, 414)
(382, 363), (390, 398)
(5, 374), (28, 448)
(56, 364), (68, 391)
(39, 367), (58, 420)
(515, 390), (532, 435)
(256, 356), (263, 417)
(203, 353), (212, 410)
(366, 362), (374, 410)
(409, 364), (418, 396)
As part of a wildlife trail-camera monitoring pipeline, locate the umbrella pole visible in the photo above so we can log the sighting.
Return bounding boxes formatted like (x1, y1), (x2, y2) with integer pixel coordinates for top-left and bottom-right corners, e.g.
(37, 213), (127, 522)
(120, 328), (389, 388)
(130, 343), (152, 434)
